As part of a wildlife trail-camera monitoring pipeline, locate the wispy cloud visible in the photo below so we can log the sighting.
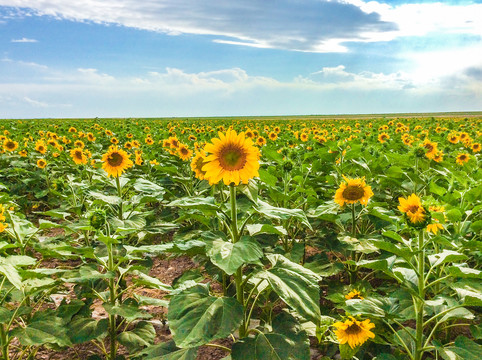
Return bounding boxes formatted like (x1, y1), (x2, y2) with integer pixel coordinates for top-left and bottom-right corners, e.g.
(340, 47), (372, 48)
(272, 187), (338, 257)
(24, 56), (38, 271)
(23, 96), (48, 107)
(11, 37), (38, 42)
(1, 1), (480, 52)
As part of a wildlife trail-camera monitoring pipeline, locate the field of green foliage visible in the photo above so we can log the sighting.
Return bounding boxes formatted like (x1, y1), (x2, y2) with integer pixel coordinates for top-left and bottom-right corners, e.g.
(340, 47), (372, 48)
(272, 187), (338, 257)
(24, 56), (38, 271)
(0, 115), (481, 360)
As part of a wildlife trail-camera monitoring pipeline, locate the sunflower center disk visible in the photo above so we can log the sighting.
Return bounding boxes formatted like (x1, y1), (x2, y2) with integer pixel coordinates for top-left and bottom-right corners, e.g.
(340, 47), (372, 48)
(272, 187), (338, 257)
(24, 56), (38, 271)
(406, 205), (420, 213)
(345, 323), (362, 335)
(342, 185), (365, 201)
(219, 146), (247, 171)
(108, 152), (124, 167)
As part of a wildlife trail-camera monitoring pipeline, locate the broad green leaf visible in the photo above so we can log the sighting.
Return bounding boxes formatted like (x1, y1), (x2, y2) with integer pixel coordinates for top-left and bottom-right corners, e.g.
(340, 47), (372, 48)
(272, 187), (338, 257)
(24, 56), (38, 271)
(232, 332), (297, 360)
(134, 340), (197, 360)
(168, 197), (219, 211)
(62, 265), (114, 283)
(118, 321), (156, 352)
(382, 231), (404, 243)
(0, 307), (11, 324)
(207, 237), (263, 275)
(2, 255), (36, 267)
(13, 316), (71, 347)
(453, 285), (482, 306)
(5, 213), (38, 244)
(103, 303), (151, 322)
(167, 284), (243, 348)
(428, 250), (467, 268)
(246, 224), (287, 236)
(435, 336), (482, 360)
(470, 220), (482, 232)
(0, 263), (22, 289)
(255, 200), (312, 230)
(132, 271), (172, 291)
(253, 254), (321, 323)
(344, 298), (400, 319)
(370, 240), (411, 261)
(446, 208), (463, 222)
(272, 311), (310, 360)
(259, 168), (278, 187)
(124, 240), (205, 256)
(88, 191), (122, 205)
(68, 317), (109, 344)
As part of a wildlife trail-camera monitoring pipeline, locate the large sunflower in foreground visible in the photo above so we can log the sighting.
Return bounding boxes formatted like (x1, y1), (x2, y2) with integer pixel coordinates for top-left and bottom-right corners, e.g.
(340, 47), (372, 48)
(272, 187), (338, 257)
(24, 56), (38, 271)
(333, 317), (375, 349)
(101, 145), (133, 177)
(334, 176), (373, 207)
(202, 129), (260, 186)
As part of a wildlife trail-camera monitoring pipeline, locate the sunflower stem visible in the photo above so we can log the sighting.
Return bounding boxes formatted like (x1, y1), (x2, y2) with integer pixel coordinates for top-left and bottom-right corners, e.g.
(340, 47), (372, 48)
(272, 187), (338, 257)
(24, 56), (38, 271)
(115, 176), (123, 220)
(229, 184), (246, 338)
(349, 203), (358, 284)
(414, 230), (426, 360)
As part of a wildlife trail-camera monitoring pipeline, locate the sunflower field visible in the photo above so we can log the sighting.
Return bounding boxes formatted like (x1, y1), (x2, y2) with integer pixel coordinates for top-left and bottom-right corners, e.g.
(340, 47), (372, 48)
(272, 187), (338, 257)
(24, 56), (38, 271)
(0, 115), (481, 360)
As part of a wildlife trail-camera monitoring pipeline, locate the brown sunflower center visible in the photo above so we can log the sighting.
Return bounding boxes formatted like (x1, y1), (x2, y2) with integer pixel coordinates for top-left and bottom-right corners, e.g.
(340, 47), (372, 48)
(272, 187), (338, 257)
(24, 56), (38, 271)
(218, 144), (247, 171)
(342, 185), (365, 201)
(345, 323), (362, 335)
(406, 205), (420, 213)
(74, 150), (83, 159)
(424, 143), (434, 152)
(180, 147), (189, 155)
(5, 141), (15, 149)
(459, 155), (467, 161)
(108, 152), (124, 167)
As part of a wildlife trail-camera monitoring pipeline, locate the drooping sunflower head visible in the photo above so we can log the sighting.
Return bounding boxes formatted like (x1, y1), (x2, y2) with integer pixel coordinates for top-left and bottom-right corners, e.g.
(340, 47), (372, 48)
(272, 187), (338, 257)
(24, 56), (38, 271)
(334, 176), (374, 207)
(101, 146), (133, 177)
(202, 129), (260, 186)
(398, 194), (430, 227)
(191, 152), (208, 180)
(333, 317), (375, 349)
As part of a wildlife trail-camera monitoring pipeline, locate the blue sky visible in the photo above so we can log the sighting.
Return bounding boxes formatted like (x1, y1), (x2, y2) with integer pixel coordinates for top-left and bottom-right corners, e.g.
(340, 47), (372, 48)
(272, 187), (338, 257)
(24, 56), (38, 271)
(0, 0), (481, 118)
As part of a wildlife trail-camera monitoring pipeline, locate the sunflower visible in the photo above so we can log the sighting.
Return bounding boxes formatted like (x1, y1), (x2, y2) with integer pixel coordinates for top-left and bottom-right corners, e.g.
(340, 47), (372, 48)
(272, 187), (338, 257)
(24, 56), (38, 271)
(300, 133), (309, 142)
(334, 176), (373, 207)
(268, 132), (278, 141)
(70, 147), (88, 165)
(333, 317), (375, 349)
(35, 141), (47, 154)
(456, 153), (470, 165)
(19, 149), (28, 157)
(37, 158), (47, 169)
(398, 194), (427, 225)
(256, 136), (267, 146)
(101, 146), (133, 177)
(345, 289), (364, 300)
(448, 133), (459, 144)
(177, 144), (193, 161)
(202, 129), (260, 186)
(3, 139), (18, 152)
(378, 132), (390, 143)
(87, 132), (96, 142)
(471, 143), (480, 153)
(421, 139), (438, 160)
(111, 137), (119, 145)
(191, 152), (208, 180)
(427, 222), (443, 234)
(433, 151), (444, 163)
(135, 150), (143, 166)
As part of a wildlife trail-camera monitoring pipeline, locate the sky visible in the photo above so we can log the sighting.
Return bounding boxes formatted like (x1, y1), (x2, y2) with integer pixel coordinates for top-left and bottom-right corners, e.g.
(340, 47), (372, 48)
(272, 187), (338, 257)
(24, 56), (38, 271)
(0, 0), (481, 118)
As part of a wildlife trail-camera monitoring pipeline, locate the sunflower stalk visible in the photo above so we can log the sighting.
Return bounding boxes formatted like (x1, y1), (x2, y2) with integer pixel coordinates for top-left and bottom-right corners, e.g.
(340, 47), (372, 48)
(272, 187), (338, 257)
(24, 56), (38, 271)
(115, 176), (123, 220)
(414, 230), (426, 360)
(229, 184), (246, 338)
(349, 203), (358, 284)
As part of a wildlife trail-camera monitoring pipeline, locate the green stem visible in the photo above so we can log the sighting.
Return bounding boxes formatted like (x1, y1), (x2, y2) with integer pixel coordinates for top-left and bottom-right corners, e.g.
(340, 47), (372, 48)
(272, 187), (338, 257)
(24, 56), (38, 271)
(414, 230), (425, 360)
(115, 176), (123, 220)
(230, 184), (246, 338)
(349, 203), (358, 284)
(1, 324), (10, 360)
(107, 241), (117, 360)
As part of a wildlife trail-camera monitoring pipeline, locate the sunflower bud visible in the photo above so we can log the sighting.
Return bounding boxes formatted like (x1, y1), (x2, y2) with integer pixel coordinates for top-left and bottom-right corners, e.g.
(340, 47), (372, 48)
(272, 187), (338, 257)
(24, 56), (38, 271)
(90, 209), (107, 230)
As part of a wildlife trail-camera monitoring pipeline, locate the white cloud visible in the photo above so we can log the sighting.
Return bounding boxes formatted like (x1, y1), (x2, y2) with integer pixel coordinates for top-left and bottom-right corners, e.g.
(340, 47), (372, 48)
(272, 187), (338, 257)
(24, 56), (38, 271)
(11, 37), (38, 42)
(0, 59), (480, 118)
